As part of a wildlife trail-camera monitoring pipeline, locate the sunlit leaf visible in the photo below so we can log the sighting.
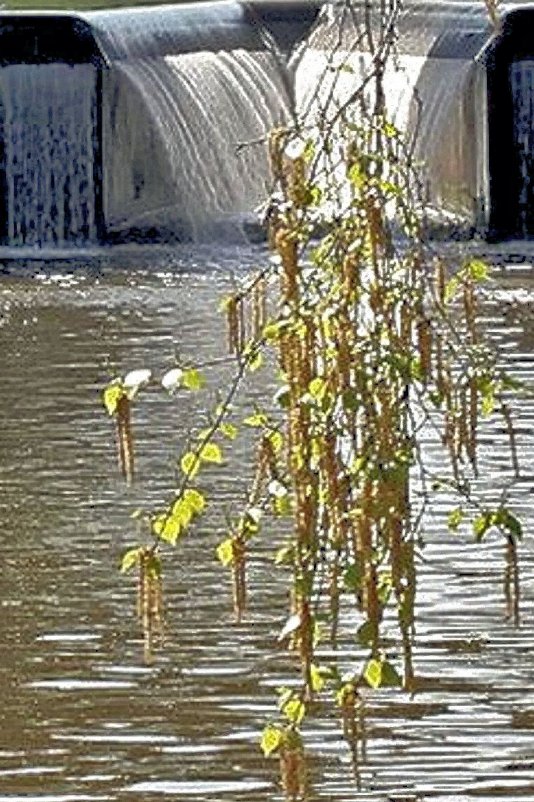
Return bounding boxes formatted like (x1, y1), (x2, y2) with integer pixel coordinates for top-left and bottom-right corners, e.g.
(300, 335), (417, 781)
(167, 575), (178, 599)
(274, 545), (294, 566)
(183, 488), (206, 515)
(248, 351), (263, 372)
(244, 412), (268, 427)
(281, 697), (306, 725)
(120, 547), (141, 573)
(363, 658), (383, 689)
(268, 430), (284, 454)
(182, 368), (205, 391)
(466, 259), (489, 282)
(220, 422), (238, 440)
(180, 452), (200, 478)
(216, 537), (234, 567)
(447, 507), (464, 531)
(310, 663), (326, 693)
(199, 442), (223, 464)
(160, 515), (182, 546)
(260, 724), (285, 757)
(103, 382), (124, 416)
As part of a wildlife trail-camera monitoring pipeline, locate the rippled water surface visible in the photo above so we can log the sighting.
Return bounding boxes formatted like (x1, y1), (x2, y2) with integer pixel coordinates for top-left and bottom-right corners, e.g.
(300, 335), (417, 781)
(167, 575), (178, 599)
(0, 244), (533, 802)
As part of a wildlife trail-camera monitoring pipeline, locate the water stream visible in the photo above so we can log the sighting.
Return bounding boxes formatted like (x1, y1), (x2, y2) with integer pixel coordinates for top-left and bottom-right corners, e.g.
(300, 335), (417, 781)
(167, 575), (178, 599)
(0, 63), (98, 248)
(0, 244), (532, 802)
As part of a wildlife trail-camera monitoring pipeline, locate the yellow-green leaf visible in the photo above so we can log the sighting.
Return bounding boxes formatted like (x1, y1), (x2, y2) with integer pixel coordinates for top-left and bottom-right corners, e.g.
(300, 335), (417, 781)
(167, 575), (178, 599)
(152, 514), (167, 537)
(180, 452), (200, 478)
(310, 663), (325, 693)
(244, 412), (268, 427)
(248, 351), (263, 372)
(363, 658), (383, 689)
(160, 515), (182, 546)
(182, 368), (205, 391)
(447, 507), (465, 531)
(216, 538), (234, 567)
(220, 422), (237, 440)
(260, 725), (285, 757)
(199, 442), (223, 464)
(103, 383), (124, 416)
(282, 697), (306, 725)
(120, 547), (142, 573)
(182, 488), (206, 514)
(466, 259), (489, 282)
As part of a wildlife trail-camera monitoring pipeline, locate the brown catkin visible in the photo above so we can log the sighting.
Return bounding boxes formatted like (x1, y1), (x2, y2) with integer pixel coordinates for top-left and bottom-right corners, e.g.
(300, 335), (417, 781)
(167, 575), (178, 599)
(280, 747), (306, 802)
(276, 227), (299, 303)
(268, 128), (287, 184)
(417, 315), (432, 382)
(435, 258), (447, 305)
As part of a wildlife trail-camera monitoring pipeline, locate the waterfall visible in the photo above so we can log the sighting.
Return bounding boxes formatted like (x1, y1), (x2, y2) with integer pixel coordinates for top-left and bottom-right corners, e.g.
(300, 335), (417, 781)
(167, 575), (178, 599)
(103, 49), (289, 241)
(0, 63), (98, 248)
(510, 60), (534, 238)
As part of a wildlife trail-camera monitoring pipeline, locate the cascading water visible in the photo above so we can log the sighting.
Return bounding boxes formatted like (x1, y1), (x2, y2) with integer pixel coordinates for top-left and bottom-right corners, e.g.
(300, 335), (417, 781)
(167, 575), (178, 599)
(510, 60), (534, 238)
(103, 49), (289, 241)
(0, 62), (98, 248)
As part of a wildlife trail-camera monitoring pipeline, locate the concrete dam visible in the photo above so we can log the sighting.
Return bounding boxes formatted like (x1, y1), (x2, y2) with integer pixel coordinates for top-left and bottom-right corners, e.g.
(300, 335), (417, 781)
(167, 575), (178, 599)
(1, 0), (534, 248)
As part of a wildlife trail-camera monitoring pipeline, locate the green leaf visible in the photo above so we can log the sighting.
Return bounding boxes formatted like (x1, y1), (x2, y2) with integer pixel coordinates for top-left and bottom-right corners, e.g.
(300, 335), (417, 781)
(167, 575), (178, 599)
(447, 507), (465, 531)
(356, 620), (375, 647)
(180, 452), (200, 478)
(103, 382), (124, 416)
(183, 488), (206, 515)
(182, 368), (205, 391)
(160, 515), (182, 546)
(473, 512), (494, 542)
(273, 386), (290, 409)
(268, 430), (284, 454)
(248, 351), (263, 372)
(308, 377), (327, 401)
(466, 259), (489, 282)
(444, 276), (459, 303)
(199, 442), (223, 464)
(343, 563), (363, 592)
(244, 412), (269, 427)
(152, 514), (167, 537)
(220, 422), (237, 440)
(216, 538), (234, 567)
(260, 725), (285, 757)
(498, 509), (523, 539)
(274, 545), (294, 566)
(281, 697), (306, 725)
(363, 658), (383, 689)
(380, 659), (403, 688)
(273, 495), (292, 516)
(120, 547), (142, 573)
(310, 663), (326, 693)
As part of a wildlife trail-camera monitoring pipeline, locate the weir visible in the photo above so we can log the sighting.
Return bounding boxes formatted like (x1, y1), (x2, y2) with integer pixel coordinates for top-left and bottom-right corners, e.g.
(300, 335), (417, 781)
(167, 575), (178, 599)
(2, 1), (534, 248)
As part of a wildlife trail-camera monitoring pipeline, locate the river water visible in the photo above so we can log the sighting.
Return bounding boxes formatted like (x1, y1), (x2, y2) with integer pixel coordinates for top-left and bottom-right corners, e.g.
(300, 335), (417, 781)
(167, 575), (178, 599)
(0, 243), (533, 802)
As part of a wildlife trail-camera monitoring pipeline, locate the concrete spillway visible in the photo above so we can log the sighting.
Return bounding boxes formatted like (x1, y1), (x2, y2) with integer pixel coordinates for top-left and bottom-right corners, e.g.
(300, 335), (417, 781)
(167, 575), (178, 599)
(0, 2), (320, 248)
(3, 1), (534, 247)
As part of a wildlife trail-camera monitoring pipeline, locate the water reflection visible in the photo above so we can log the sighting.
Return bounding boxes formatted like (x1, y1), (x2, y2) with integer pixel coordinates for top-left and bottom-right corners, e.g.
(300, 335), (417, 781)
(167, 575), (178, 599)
(0, 245), (533, 802)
